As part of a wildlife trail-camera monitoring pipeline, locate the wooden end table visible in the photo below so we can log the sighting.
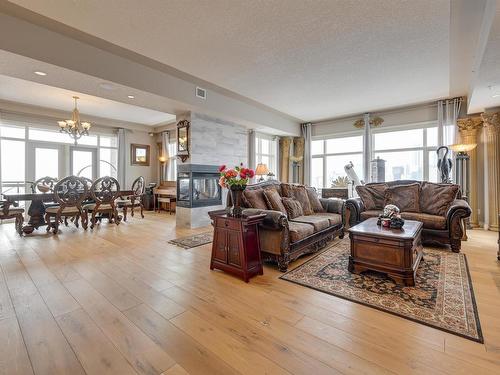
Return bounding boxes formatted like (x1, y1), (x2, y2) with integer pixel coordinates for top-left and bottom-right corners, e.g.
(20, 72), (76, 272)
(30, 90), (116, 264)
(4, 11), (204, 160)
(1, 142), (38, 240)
(348, 218), (423, 286)
(208, 211), (266, 282)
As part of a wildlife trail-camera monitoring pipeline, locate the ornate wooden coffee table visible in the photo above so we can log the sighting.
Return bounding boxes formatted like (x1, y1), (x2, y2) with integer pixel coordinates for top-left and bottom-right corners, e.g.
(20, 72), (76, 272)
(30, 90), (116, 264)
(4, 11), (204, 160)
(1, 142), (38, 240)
(348, 218), (423, 286)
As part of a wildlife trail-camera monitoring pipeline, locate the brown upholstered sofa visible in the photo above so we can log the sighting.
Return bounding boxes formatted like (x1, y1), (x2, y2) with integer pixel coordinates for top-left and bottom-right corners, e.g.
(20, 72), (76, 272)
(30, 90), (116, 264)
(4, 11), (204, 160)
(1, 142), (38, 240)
(228, 180), (344, 271)
(345, 180), (471, 252)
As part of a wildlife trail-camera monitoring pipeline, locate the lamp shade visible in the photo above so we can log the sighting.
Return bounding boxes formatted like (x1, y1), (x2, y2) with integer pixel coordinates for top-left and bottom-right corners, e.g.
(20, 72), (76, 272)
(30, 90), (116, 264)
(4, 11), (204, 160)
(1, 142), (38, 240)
(450, 143), (477, 152)
(255, 163), (269, 176)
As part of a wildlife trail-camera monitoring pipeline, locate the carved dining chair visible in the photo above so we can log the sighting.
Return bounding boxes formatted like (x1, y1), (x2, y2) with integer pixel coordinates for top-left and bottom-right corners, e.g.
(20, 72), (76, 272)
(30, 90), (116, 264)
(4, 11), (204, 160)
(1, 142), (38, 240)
(45, 176), (88, 234)
(31, 176), (58, 194)
(115, 176), (145, 221)
(85, 176), (121, 229)
(0, 200), (24, 236)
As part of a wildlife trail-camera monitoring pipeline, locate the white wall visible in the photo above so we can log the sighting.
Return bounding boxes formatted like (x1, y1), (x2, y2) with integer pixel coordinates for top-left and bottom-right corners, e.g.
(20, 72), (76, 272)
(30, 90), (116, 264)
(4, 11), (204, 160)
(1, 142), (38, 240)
(124, 130), (158, 188)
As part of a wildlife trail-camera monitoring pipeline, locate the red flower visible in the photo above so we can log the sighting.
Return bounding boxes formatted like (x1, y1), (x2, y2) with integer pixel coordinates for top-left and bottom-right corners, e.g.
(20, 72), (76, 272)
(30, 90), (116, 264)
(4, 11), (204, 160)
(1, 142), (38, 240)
(218, 165), (226, 172)
(248, 169), (255, 178)
(239, 168), (247, 179)
(225, 169), (237, 178)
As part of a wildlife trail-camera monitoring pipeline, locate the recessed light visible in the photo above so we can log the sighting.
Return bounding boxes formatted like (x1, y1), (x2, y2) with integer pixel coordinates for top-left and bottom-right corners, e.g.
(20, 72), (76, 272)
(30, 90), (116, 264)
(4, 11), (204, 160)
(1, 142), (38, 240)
(127, 95), (135, 99)
(34, 71), (47, 76)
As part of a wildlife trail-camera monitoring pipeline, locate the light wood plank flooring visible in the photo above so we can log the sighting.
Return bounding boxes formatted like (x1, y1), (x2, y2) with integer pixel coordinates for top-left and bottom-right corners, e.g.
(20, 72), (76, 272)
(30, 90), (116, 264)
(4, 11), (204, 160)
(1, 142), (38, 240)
(0, 212), (499, 375)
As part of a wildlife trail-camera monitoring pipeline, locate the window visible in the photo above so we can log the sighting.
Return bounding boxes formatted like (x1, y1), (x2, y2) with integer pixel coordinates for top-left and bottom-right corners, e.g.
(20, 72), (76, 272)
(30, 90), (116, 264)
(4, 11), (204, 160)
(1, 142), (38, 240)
(311, 135), (363, 188)
(167, 138), (177, 181)
(373, 126), (437, 182)
(255, 133), (278, 177)
(0, 139), (26, 196)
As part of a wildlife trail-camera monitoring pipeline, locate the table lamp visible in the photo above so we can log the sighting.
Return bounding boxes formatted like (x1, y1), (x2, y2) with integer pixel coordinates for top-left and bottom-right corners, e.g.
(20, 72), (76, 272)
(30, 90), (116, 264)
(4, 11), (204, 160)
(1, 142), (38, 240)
(255, 163), (269, 182)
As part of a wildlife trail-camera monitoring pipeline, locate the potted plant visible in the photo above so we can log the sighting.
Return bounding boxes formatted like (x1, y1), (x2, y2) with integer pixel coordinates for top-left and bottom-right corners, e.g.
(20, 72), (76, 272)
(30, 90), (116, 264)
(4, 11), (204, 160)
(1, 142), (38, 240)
(219, 163), (255, 217)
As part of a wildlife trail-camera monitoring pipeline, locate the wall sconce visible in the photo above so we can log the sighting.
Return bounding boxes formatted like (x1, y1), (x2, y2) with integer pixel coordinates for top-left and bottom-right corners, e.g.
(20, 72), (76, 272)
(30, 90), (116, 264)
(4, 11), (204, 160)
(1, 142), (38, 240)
(158, 155), (167, 163)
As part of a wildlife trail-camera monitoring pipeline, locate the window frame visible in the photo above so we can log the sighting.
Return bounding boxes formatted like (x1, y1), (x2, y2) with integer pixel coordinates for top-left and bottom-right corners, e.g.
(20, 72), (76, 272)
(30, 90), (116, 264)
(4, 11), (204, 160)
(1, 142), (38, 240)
(255, 132), (278, 178)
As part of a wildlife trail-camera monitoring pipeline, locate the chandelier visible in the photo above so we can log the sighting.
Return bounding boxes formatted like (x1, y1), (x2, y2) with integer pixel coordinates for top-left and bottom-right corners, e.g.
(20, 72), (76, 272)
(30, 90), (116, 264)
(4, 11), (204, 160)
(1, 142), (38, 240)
(57, 96), (91, 143)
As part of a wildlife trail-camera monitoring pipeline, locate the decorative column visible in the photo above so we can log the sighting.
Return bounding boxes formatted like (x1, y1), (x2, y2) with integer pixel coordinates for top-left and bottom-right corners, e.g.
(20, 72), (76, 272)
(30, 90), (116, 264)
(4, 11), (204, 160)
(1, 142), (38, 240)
(481, 112), (500, 232)
(279, 137), (292, 183)
(292, 137), (305, 184)
(456, 117), (483, 228)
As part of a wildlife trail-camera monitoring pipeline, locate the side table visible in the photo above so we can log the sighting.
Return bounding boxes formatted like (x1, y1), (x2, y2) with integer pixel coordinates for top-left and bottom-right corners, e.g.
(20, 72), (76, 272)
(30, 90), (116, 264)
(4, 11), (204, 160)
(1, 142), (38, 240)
(208, 211), (266, 282)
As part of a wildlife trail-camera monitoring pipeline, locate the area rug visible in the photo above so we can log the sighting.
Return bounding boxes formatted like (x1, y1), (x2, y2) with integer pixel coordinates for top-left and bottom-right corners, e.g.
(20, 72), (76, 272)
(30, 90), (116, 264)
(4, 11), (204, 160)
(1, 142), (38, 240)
(168, 231), (213, 249)
(280, 239), (483, 343)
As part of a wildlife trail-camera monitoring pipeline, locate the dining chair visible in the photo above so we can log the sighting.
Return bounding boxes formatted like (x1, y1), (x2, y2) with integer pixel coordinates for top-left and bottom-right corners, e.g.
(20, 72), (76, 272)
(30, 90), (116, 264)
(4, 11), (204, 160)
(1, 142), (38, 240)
(0, 200), (24, 236)
(85, 176), (121, 229)
(116, 176), (145, 221)
(31, 176), (58, 194)
(45, 176), (88, 234)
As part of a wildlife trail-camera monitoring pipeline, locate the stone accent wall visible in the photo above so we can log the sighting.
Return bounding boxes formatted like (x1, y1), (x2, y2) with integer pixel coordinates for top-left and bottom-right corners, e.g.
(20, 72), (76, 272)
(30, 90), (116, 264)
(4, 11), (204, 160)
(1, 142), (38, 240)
(176, 112), (248, 228)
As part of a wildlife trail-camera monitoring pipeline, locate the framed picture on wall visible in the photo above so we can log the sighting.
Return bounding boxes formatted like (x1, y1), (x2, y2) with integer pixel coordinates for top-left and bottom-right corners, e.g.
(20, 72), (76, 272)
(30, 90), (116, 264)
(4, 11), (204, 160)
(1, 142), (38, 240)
(131, 144), (150, 166)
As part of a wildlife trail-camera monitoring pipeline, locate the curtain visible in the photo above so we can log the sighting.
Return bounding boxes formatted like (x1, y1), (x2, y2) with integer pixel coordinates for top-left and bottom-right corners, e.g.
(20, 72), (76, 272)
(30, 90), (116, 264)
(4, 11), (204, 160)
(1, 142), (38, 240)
(301, 123), (312, 185)
(362, 113), (372, 183)
(248, 130), (256, 170)
(117, 128), (127, 188)
(161, 131), (169, 181)
(274, 136), (280, 179)
(438, 98), (462, 147)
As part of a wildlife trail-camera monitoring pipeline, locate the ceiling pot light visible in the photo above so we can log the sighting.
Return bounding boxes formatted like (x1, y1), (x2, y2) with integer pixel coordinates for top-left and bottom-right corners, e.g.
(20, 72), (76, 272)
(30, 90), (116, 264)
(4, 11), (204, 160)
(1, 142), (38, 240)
(34, 71), (47, 76)
(99, 82), (116, 90)
(127, 95), (135, 99)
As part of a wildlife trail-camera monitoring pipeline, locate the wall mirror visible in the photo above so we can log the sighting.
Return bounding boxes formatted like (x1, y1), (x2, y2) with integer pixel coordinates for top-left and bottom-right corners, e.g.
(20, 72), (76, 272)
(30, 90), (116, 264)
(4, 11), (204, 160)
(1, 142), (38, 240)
(177, 119), (190, 162)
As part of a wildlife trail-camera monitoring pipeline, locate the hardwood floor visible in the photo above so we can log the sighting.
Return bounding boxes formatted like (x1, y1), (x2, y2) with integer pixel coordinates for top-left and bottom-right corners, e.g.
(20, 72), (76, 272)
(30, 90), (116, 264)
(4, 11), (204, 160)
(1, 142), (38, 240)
(0, 212), (499, 374)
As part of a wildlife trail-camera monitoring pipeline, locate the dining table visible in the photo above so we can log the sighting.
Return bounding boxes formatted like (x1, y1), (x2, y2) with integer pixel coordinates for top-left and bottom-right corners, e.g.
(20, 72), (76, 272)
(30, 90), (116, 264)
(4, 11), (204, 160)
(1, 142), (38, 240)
(2, 190), (135, 234)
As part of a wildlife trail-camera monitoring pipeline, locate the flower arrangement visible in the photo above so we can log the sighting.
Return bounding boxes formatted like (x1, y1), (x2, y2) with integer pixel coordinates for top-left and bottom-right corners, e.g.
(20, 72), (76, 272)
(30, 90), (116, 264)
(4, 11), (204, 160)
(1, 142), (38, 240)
(218, 163), (255, 189)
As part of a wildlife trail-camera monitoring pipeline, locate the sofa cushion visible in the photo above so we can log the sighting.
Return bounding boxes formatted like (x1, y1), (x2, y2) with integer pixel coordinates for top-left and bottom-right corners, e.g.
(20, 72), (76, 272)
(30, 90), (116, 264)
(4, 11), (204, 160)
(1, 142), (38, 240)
(263, 188), (288, 216)
(291, 215), (330, 232)
(242, 188), (268, 210)
(280, 183), (294, 198)
(360, 210), (382, 220)
(288, 221), (315, 243)
(281, 198), (304, 219)
(420, 182), (459, 216)
(313, 212), (342, 226)
(356, 183), (387, 210)
(288, 185), (314, 215)
(384, 183), (420, 212)
(306, 186), (326, 213)
(400, 212), (447, 230)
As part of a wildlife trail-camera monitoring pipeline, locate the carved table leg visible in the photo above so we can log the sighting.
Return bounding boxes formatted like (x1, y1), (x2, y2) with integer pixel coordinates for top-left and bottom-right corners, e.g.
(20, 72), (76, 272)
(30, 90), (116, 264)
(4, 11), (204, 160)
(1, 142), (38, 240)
(24, 200), (46, 234)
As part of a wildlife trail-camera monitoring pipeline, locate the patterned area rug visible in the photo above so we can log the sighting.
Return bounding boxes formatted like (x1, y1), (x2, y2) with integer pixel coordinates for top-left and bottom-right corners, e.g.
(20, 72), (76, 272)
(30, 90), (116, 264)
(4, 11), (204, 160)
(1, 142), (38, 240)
(281, 239), (483, 343)
(168, 231), (213, 249)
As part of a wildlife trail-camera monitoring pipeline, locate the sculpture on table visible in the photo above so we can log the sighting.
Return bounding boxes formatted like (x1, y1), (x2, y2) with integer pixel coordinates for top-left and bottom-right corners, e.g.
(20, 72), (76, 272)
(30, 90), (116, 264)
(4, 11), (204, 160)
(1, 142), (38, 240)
(344, 161), (364, 197)
(437, 146), (453, 183)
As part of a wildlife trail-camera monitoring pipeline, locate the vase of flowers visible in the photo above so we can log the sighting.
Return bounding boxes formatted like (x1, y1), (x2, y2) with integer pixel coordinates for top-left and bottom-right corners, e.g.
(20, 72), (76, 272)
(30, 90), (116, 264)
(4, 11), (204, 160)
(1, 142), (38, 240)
(219, 163), (255, 217)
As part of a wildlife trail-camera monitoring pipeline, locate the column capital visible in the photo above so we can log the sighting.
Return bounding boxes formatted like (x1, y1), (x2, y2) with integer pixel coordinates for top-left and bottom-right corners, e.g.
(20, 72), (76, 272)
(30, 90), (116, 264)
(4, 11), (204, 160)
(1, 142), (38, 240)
(457, 117), (483, 132)
(481, 112), (500, 134)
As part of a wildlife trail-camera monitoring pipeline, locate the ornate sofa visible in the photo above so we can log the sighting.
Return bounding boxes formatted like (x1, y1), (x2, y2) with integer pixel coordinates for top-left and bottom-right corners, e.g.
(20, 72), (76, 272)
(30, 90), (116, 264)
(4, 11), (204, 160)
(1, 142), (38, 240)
(227, 180), (344, 271)
(345, 180), (471, 252)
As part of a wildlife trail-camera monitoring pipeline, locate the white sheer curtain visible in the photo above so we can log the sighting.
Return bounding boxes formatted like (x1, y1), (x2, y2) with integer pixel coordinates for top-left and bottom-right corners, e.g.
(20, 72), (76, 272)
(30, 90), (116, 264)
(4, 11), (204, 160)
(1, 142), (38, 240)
(161, 131), (177, 181)
(248, 130), (256, 170)
(362, 113), (372, 183)
(117, 128), (127, 188)
(301, 123), (312, 185)
(437, 98), (462, 147)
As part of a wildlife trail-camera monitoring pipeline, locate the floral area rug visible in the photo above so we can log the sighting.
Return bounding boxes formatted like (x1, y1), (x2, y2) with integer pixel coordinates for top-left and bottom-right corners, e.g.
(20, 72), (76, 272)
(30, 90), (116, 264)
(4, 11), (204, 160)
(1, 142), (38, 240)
(280, 239), (483, 343)
(168, 231), (213, 249)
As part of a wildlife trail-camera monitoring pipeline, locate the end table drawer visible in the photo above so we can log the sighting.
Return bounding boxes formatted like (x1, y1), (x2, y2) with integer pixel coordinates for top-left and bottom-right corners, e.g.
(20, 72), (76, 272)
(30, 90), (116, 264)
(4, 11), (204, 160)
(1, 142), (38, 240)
(216, 218), (240, 231)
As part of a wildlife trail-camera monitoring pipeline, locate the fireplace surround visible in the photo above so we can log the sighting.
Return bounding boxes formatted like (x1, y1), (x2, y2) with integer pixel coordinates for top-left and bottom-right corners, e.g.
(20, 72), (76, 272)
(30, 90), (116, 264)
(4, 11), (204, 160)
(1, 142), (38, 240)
(177, 164), (222, 208)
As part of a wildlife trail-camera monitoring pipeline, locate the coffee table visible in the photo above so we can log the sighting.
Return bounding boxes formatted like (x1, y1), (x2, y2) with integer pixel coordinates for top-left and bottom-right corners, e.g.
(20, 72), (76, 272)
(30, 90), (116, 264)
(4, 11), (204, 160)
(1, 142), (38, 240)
(348, 217), (423, 286)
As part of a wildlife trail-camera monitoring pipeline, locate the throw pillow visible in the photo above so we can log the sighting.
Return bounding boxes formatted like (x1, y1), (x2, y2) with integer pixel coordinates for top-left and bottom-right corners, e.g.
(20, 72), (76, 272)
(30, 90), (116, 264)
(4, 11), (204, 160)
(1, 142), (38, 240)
(289, 185), (314, 215)
(280, 183), (294, 198)
(356, 183), (387, 210)
(282, 198), (304, 219)
(384, 183), (420, 213)
(242, 188), (268, 210)
(306, 186), (325, 213)
(263, 188), (288, 216)
(420, 182), (459, 216)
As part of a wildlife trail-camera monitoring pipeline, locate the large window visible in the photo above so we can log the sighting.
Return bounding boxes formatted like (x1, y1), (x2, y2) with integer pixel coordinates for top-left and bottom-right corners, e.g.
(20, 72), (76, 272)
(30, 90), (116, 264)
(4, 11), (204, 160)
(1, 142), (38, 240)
(312, 135), (363, 188)
(255, 133), (278, 177)
(0, 119), (119, 197)
(373, 126), (438, 182)
(311, 124), (439, 188)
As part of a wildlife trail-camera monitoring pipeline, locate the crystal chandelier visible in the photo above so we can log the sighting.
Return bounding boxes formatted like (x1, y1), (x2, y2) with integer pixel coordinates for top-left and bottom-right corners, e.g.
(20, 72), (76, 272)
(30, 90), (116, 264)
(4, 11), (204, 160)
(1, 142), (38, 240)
(57, 96), (91, 144)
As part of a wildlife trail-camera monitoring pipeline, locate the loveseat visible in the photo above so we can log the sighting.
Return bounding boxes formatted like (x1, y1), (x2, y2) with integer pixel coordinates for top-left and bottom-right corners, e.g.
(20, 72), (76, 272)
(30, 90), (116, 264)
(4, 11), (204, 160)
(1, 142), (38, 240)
(345, 180), (471, 252)
(228, 180), (344, 271)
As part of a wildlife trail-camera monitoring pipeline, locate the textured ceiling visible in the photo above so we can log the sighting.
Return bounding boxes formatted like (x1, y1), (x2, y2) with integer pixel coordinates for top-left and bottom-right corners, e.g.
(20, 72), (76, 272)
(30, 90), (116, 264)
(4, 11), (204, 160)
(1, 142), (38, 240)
(8, 0), (451, 122)
(0, 74), (176, 125)
(468, 1), (500, 113)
